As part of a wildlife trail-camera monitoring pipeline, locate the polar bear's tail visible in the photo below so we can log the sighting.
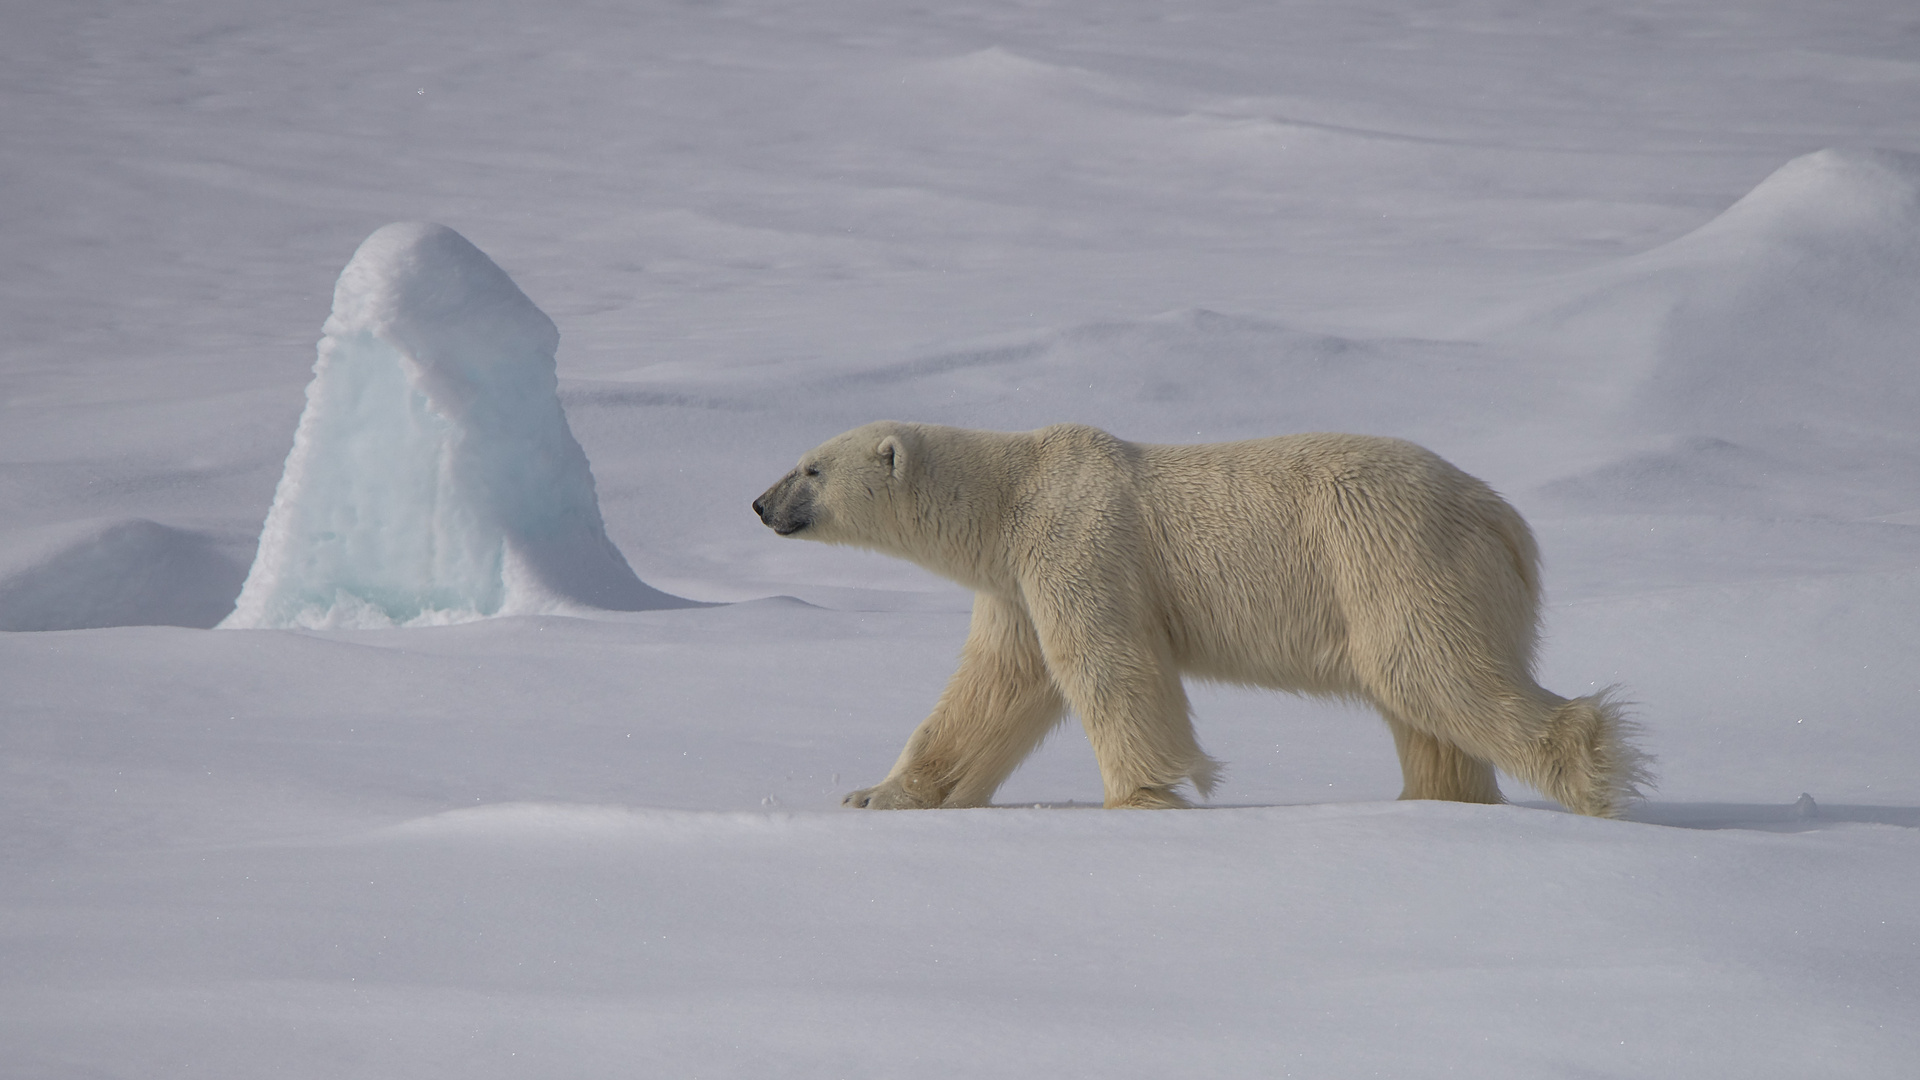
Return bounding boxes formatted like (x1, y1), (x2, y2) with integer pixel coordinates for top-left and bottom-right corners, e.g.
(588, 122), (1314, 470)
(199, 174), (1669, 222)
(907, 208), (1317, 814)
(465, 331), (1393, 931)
(1536, 688), (1653, 818)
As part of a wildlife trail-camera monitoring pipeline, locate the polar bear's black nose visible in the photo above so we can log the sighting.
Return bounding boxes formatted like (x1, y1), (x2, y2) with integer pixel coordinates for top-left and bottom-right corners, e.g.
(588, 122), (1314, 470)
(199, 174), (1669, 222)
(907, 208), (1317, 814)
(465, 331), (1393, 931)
(752, 496), (766, 519)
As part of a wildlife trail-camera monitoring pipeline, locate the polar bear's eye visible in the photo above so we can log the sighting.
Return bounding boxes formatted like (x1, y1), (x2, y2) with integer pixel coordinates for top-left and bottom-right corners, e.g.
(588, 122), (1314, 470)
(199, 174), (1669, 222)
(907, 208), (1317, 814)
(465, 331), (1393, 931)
(803, 466), (820, 477)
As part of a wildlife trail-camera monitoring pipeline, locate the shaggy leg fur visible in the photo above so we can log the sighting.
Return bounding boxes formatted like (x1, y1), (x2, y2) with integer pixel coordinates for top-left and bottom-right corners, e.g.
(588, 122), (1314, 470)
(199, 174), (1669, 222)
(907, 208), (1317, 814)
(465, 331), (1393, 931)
(1504, 690), (1650, 818)
(844, 593), (1066, 809)
(1023, 593), (1220, 809)
(1386, 715), (1504, 804)
(1383, 684), (1648, 818)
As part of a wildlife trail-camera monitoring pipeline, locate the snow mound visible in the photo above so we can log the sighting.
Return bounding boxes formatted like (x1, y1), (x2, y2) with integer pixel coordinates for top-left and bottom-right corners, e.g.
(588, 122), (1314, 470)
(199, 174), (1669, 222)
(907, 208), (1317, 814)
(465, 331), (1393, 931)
(1537, 436), (1777, 514)
(0, 518), (247, 631)
(223, 223), (686, 629)
(1508, 149), (1920, 440)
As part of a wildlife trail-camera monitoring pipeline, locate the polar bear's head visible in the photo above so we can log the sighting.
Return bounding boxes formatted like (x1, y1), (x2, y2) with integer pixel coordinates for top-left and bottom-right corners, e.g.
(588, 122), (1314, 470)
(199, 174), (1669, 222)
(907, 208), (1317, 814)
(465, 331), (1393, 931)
(753, 421), (914, 549)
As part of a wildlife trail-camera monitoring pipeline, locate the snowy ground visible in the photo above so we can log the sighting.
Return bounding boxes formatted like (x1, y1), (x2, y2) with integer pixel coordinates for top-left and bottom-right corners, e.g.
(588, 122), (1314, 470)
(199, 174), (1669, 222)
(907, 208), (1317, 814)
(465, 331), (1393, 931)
(4, 2), (1919, 1076)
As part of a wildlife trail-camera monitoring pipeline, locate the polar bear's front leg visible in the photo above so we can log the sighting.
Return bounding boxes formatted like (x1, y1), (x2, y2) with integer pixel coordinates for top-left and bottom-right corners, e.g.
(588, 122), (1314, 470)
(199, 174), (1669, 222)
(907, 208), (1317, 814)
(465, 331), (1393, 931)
(841, 778), (933, 809)
(844, 592), (1066, 809)
(1024, 579), (1220, 809)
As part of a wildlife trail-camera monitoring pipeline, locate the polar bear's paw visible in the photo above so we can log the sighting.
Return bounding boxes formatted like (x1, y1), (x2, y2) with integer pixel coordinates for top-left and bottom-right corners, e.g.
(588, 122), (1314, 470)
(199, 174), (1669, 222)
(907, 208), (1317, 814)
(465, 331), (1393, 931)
(842, 780), (936, 809)
(1110, 785), (1193, 809)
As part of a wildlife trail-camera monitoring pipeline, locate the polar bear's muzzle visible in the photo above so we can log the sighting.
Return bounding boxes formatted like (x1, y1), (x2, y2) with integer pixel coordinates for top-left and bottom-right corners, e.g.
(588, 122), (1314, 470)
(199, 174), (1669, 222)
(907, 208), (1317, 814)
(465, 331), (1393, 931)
(753, 474), (815, 536)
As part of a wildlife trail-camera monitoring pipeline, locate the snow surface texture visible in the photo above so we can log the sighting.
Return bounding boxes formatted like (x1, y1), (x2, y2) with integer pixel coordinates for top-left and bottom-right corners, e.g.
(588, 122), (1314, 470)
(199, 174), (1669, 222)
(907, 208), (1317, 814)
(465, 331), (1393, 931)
(3, 2), (1918, 1077)
(223, 222), (687, 628)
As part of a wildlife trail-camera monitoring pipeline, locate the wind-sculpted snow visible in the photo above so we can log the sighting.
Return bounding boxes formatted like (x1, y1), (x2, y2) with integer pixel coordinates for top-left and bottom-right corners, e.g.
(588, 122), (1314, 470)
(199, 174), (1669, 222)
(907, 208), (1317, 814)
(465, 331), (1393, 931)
(0, 518), (248, 631)
(1632, 149), (1920, 441)
(1507, 149), (1920, 438)
(223, 223), (687, 629)
(1485, 149), (1920, 526)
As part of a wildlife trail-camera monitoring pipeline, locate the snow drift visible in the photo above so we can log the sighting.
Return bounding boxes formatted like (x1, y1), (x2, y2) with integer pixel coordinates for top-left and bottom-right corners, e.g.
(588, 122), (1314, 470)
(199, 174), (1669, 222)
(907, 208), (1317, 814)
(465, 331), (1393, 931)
(223, 223), (685, 629)
(0, 518), (248, 631)
(1512, 149), (1920, 440)
(1497, 149), (1920, 521)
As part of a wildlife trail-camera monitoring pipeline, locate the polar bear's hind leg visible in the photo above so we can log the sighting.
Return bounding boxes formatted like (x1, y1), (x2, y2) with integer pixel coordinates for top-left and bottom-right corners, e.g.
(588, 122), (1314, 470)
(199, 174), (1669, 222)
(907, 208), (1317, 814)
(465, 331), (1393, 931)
(1384, 683), (1648, 818)
(1512, 690), (1650, 819)
(1386, 714), (1504, 804)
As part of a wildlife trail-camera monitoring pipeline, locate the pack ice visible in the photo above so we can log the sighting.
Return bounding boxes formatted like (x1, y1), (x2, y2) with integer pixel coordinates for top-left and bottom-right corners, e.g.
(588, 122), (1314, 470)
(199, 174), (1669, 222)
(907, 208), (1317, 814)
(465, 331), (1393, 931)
(223, 222), (683, 629)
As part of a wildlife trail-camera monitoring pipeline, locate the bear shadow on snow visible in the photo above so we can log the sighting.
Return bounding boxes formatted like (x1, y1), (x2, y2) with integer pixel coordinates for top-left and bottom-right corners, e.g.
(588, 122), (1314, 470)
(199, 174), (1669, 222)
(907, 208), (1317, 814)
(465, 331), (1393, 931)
(755, 421), (1650, 817)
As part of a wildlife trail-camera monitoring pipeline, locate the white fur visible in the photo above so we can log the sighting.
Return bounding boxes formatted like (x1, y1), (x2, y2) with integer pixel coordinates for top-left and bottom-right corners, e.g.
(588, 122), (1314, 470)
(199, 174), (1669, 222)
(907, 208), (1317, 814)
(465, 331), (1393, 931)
(755, 422), (1650, 815)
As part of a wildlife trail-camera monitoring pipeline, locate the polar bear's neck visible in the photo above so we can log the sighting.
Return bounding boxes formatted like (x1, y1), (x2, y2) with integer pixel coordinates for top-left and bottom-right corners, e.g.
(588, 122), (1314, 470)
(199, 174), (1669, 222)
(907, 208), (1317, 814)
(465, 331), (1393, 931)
(895, 424), (1039, 598)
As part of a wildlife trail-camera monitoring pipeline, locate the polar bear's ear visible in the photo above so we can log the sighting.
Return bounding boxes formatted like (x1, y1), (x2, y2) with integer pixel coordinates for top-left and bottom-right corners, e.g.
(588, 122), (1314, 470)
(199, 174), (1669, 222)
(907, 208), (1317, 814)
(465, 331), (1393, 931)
(877, 435), (907, 480)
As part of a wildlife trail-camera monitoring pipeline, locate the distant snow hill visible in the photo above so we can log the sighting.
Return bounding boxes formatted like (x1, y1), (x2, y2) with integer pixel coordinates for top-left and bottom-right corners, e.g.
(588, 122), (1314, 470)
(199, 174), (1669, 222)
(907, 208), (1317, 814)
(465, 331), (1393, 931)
(1496, 148), (1920, 520)
(1517, 148), (1920, 434)
(0, 518), (249, 632)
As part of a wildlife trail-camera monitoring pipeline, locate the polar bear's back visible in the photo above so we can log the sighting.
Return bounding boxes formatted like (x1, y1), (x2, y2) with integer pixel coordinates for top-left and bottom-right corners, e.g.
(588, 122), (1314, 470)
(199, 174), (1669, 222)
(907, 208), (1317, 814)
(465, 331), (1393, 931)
(1137, 433), (1542, 693)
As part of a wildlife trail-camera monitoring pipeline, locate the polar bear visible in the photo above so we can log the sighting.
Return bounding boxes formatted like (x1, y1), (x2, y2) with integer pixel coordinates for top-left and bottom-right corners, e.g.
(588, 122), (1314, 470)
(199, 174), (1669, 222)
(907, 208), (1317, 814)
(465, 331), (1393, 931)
(753, 422), (1648, 817)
